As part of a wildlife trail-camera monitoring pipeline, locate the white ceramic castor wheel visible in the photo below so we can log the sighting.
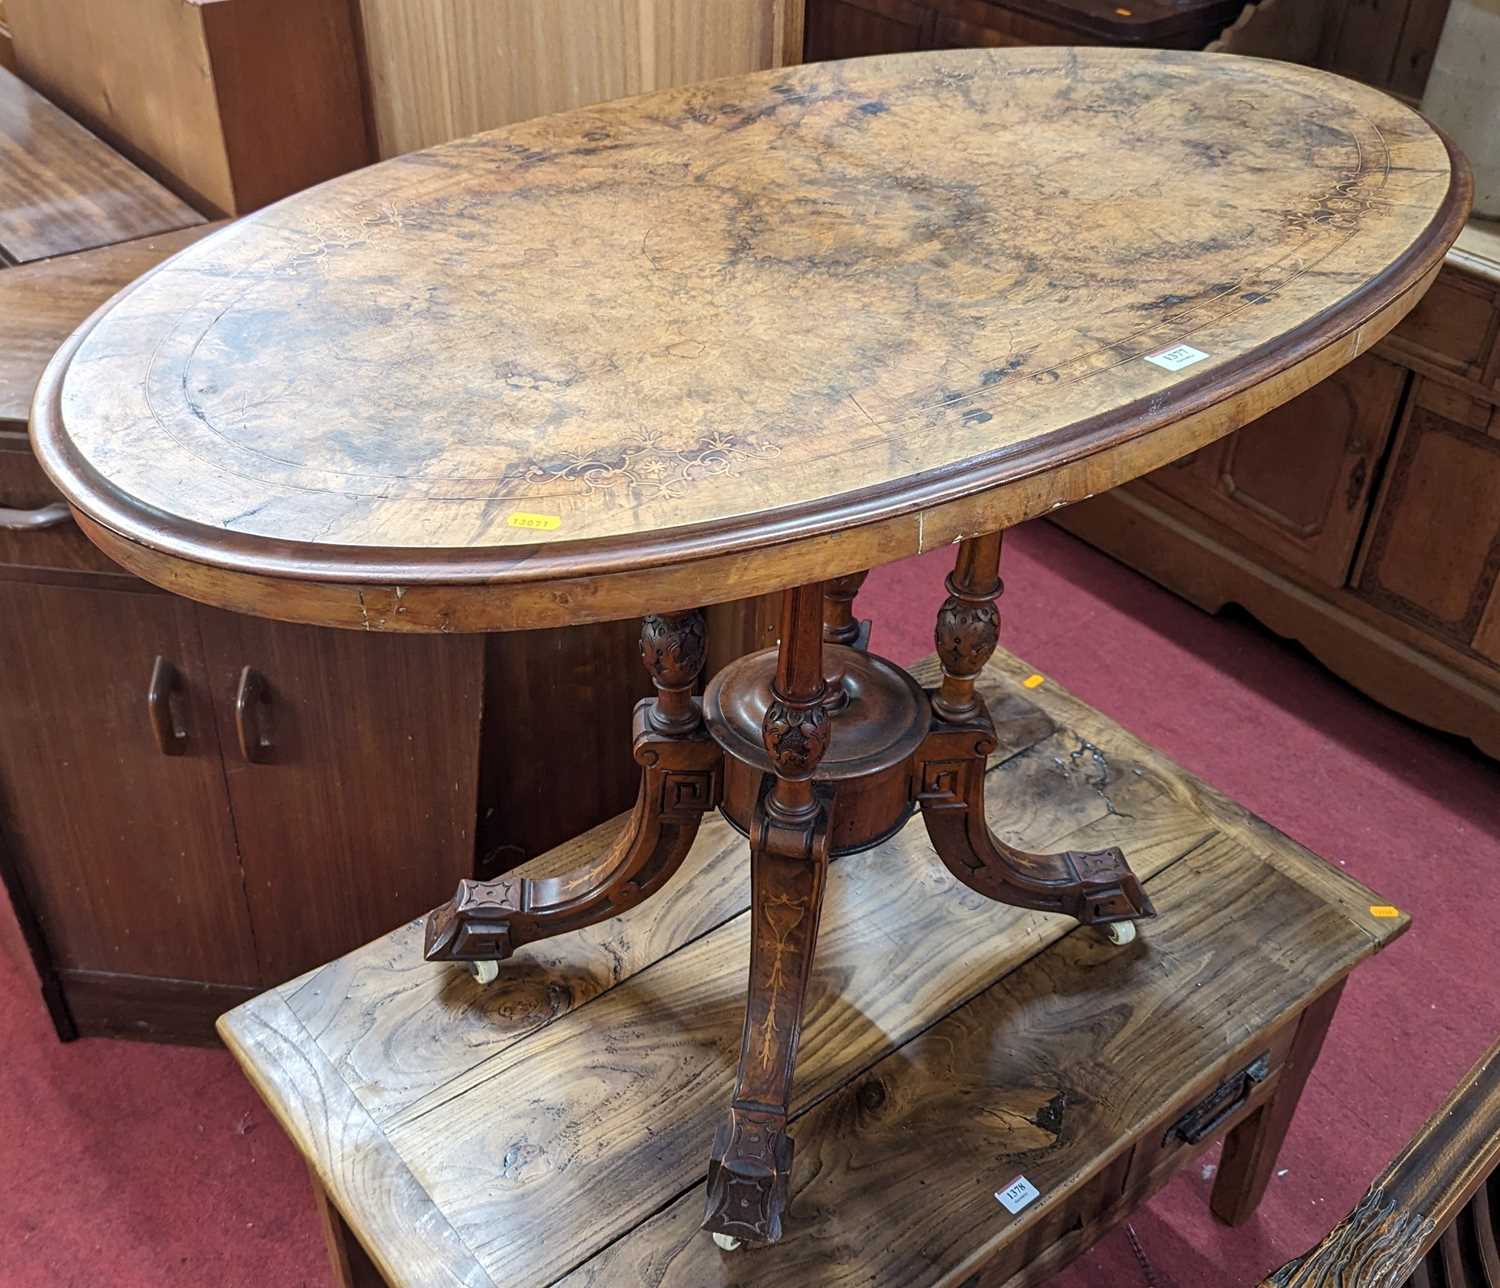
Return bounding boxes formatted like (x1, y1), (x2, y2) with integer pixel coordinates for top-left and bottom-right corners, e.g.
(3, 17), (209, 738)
(1100, 920), (1137, 946)
(712, 1233), (742, 1252)
(467, 959), (501, 985)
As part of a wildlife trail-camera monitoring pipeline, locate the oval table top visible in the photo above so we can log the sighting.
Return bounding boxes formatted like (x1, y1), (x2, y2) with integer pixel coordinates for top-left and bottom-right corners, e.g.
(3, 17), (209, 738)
(33, 48), (1468, 632)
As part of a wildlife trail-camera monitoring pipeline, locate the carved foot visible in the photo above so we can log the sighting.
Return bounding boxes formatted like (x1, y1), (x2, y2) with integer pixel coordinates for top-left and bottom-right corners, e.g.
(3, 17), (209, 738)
(424, 878), (519, 962)
(703, 1106), (794, 1245)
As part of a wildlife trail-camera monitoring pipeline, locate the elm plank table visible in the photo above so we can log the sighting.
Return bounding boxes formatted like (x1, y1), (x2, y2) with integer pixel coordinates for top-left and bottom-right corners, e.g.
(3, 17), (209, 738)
(31, 48), (1466, 1246)
(219, 653), (1411, 1287)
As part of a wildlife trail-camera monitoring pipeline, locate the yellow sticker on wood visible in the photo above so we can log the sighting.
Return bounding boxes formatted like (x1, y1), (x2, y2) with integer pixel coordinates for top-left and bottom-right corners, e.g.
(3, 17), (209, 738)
(1368, 905), (1401, 918)
(507, 513), (562, 531)
(1023, 674), (1046, 689)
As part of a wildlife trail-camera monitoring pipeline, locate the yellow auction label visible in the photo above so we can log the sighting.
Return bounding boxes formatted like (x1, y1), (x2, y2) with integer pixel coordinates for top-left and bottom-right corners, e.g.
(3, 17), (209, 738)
(507, 512), (562, 531)
(1023, 674), (1046, 689)
(1368, 905), (1401, 918)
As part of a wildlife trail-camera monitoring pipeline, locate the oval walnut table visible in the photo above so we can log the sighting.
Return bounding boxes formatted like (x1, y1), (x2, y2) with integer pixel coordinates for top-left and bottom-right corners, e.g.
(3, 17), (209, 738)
(31, 48), (1468, 1252)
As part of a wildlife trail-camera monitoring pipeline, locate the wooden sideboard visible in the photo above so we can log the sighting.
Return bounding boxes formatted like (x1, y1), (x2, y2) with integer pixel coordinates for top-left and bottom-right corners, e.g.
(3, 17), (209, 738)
(1054, 222), (1500, 759)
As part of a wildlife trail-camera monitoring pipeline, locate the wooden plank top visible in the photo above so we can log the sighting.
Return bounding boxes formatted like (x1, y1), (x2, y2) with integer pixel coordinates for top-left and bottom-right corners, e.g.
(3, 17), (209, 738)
(33, 49), (1470, 632)
(219, 652), (1409, 1287)
(0, 66), (202, 264)
(0, 223), (224, 430)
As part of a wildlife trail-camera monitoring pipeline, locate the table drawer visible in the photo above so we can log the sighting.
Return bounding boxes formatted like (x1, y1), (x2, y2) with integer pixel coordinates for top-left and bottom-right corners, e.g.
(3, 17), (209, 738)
(1123, 1013), (1300, 1197)
(0, 447), (128, 577)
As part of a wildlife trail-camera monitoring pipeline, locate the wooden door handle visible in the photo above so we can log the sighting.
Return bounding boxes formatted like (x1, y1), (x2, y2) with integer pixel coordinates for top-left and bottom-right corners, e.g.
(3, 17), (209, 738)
(0, 502), (71, 530)
(147, 655), (188, 755)
(234, 666), (273, 763)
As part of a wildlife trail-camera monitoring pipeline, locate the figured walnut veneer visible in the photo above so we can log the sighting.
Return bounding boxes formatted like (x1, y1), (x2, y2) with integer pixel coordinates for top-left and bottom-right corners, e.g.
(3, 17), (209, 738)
(31, 49), (1467, 631)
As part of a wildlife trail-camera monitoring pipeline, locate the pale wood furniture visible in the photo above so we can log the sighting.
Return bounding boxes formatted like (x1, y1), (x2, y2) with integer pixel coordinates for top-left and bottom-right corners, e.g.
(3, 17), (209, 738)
(1053, 220), (1500, 760)
(34, 48), (1465, 1243)
(5, 0), (372, 215)
(0, 65), (201, 263)
(355, 0), (805, 159)
(221, 653), (1410, 1286)
(1262, 1036), (1500, 1288)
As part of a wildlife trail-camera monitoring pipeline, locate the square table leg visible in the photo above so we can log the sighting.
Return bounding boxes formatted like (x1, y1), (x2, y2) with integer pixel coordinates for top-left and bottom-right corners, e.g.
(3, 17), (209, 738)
(308, 1163), (388, 1288)
(1211, 980), (1348, 1225)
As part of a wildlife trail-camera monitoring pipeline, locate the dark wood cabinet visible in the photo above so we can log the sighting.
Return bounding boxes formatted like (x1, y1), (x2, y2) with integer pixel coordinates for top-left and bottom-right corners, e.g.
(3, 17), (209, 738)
(805, 0), (935, 61)
(194, 609), (486, 985)
(0, 581), (257, 988)
(0, 439), (664, 1040)
(1054, 228), (1500, 759)
(804, 0), (1245, 60)
(1148, 353), (1406, 589)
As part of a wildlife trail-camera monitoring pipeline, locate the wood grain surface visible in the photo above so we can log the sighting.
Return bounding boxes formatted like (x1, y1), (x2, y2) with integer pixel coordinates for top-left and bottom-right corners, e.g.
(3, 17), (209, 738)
(219, 652), (1409, 1286)
(33, 49), (1469, 631)
(0, 65), (201, 264)
(0, 223), (223, 429)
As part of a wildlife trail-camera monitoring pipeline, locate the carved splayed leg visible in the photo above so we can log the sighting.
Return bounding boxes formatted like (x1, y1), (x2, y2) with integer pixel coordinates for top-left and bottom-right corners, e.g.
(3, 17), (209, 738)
(424, 610), (721, 966)
(918, 534), (1155, 928)
(704, 583), (832, 1247)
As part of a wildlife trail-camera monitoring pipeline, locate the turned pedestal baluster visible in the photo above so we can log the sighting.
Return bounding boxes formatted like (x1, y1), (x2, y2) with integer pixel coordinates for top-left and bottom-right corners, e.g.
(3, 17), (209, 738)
(703, 582), (834, 1247)
(424, 610), (722, 972)
(915, 534), (1156, 932)
(822, 570), (869, 714)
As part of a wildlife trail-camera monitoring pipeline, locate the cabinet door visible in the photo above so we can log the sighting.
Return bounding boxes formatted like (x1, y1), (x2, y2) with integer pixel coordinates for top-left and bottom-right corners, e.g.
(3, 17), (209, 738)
(1355, 380), (1500, 649)
(804, 0), (935, 61)
(0, 581), (257, 985)
(195, 609), (484, 984)
(1144, 353), (1408, 588)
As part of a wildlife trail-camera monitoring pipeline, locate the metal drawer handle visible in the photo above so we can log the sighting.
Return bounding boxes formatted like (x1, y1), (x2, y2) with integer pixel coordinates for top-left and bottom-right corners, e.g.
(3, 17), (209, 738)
(1165, 1052), (1272, 1147)
(0, 502), (71, 530)
(235, 666), (274, 763)
(147, 656), (189, 756)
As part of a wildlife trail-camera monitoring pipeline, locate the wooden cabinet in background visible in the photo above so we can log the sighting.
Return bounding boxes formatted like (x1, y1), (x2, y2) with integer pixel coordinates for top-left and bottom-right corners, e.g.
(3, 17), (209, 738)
(1149, 353), (1406, 589)
(804, 0), (1245, 59)
(0, 581), (258, 998)
(194, 610), (487, 987)
(805, 0), (932, 59)
(1355, 381), (1500, 651)
(1054, 226), (1500, 759)
(0, 458), (676, 1040)
(5, 0), (371, 215)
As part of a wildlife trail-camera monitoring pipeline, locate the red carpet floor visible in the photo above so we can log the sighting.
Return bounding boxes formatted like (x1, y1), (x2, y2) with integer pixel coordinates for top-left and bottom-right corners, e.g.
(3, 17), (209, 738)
(2, 519), (1496, 1287)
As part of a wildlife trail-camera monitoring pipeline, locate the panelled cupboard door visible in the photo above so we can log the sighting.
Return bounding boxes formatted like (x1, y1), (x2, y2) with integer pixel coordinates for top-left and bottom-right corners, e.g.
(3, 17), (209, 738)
(1144, 353), (1408, 588)
(194, 608), (484, 985)
(1355, 380), (1500, 650)
(0, 582), (258, 984)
